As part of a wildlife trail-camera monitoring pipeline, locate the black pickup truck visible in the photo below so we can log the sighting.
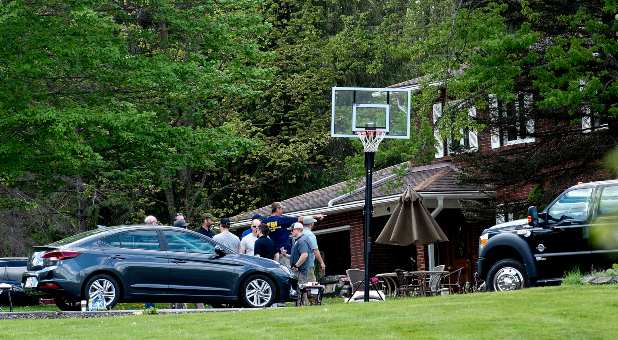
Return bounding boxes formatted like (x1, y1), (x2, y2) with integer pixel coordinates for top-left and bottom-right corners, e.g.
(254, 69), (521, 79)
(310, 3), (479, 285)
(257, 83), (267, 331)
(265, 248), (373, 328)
(478, 180), (618, 291)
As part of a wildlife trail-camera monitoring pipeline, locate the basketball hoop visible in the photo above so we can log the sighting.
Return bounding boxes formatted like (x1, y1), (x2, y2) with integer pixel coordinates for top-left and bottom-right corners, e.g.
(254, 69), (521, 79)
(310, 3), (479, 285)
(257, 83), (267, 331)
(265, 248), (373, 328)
(356, 129), (386, 153)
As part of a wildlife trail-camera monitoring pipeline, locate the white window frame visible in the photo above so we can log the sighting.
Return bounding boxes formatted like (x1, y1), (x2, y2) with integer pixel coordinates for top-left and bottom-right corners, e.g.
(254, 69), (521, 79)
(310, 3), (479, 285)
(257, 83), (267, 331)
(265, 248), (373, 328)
(489, 93), (535, 149)
(433, 102), (479, 159)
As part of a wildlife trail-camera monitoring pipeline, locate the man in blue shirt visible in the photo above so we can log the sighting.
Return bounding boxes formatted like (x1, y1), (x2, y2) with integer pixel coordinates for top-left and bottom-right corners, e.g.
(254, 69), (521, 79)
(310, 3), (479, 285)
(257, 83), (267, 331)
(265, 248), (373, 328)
(260, 202), (325, 253)
(301, 216), (326, 281)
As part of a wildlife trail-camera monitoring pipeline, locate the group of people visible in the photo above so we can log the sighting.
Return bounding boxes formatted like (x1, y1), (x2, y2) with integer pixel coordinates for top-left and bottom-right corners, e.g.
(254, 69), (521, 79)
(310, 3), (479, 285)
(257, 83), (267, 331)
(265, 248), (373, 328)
(143, 201), (327, 288)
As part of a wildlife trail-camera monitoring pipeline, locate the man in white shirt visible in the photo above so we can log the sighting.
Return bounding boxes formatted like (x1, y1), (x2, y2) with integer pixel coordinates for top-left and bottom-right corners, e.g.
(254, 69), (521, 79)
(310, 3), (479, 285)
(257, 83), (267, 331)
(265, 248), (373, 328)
(239, 219), (260, 256)
(213, 218), (240, 252)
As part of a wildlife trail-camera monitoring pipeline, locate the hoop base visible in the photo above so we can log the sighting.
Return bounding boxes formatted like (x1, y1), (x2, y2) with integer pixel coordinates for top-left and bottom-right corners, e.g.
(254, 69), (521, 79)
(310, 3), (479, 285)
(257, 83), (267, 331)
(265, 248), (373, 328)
(356, 130), (385, 152)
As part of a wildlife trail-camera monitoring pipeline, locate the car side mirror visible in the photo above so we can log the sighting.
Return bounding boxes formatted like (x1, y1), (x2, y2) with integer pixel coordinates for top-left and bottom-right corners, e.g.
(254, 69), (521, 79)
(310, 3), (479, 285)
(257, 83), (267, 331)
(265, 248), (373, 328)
(527, 206), (539, 227)
(214, 245), (226, 257)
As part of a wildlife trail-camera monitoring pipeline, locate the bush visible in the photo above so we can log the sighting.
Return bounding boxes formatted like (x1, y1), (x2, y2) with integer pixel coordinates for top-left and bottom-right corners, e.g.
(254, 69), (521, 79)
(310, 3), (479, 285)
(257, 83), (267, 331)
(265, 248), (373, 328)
(562, 269), (583, 286)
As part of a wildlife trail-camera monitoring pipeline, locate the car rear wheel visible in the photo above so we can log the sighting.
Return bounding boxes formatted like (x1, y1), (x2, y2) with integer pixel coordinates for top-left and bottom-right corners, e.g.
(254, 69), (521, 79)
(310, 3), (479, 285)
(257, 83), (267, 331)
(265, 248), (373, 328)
(55, 296), (81, 311)
(85, 274), (120, 310)
(487, 259), (528, 291)
(241, 275), (275, 308)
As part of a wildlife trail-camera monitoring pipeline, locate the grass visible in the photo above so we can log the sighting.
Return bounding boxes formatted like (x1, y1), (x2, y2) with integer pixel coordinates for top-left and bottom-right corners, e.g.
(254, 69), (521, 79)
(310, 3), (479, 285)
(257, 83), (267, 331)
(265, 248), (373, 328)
(562, 268), (584, 286)
(2, 285), (618, 339)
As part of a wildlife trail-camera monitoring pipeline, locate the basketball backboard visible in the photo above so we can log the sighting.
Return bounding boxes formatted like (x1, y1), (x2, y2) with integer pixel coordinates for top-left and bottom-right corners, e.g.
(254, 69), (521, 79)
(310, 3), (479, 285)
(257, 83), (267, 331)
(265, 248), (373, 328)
(331, 87), (411, 139)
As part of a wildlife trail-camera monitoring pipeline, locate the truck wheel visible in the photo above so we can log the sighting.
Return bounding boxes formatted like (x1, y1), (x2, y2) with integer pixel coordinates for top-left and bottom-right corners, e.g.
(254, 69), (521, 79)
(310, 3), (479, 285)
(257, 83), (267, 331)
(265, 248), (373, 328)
(487, 259), (528, 292)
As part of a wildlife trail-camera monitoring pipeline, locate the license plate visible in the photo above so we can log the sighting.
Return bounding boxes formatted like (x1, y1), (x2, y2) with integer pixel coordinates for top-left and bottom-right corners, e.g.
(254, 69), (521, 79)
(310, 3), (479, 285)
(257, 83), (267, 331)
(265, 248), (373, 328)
(310, 288), (319, 295)
(25, 277), (38, 288)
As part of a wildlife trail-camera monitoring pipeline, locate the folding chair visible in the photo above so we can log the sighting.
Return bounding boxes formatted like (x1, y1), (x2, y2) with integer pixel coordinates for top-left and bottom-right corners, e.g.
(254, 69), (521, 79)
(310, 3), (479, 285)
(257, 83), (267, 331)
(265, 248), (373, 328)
(345, 269), (384, 302)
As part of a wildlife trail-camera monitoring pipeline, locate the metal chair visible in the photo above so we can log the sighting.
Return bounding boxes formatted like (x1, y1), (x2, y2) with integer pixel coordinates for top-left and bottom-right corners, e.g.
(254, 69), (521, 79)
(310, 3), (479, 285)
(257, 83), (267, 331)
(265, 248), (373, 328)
(425, 265), (446, 296)
(442, 267), (464, 294)
(395, 269), (419, 297)
(345, 269), (384, 302)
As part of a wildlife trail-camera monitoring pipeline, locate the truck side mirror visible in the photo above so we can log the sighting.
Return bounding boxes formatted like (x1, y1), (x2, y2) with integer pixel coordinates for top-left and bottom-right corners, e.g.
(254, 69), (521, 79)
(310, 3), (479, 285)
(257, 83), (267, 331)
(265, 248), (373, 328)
(527, 206), (539, 227)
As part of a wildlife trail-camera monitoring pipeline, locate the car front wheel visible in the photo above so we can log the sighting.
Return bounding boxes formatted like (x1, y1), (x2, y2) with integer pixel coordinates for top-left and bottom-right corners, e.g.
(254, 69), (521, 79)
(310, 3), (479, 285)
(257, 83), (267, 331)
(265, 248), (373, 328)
(241, 275), (275, 308)
(85, 274), (120, 310)
(487, 259), (528, 292)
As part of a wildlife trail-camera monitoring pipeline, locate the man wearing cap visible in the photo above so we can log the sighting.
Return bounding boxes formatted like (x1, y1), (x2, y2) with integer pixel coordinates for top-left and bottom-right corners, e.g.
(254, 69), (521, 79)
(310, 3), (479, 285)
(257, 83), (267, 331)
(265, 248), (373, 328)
(302, 216), (326, 281)
(261, 202), (325, 254)
(290, 223), (312, 285)
(213, 218), (240, 252)
(239, 219), (260, 256)
(198, 213), (215, 238)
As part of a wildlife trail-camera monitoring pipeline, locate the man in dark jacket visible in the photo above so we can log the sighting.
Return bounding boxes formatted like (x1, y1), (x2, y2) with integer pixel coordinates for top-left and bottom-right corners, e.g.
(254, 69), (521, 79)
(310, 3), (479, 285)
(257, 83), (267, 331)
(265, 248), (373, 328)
(254, 225), (277, 260)
(198, 213), (215, 238)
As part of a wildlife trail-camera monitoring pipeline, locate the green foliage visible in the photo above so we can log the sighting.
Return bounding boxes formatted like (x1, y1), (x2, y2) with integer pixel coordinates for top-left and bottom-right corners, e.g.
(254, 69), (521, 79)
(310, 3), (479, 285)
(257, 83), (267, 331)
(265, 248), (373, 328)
(562, 268), (583, 286)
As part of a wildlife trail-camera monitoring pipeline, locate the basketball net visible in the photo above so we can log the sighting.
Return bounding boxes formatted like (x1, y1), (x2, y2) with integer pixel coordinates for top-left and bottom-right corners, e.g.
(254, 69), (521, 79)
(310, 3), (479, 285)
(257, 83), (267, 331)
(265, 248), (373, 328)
(356, 129), (385, 153)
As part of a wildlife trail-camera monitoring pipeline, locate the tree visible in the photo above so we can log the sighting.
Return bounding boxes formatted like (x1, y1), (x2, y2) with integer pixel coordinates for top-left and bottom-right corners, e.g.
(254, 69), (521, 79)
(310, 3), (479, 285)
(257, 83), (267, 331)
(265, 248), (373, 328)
(0, 0), (271, 253)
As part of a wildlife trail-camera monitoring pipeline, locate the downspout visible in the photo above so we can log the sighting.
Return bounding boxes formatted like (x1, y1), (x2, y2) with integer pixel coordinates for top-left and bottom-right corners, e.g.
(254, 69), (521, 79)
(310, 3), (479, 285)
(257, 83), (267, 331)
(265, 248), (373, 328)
(427, 197), (444, 270)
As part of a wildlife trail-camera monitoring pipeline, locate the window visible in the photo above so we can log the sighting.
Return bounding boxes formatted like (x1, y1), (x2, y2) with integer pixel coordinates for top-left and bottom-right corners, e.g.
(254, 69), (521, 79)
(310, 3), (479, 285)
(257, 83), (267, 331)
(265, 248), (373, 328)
(547, 188), (593, 223)
(582, 112), (608, 132)
(111, 230), (161, 251)
(580, 79), (608, 133)
(163, 231), (215, 254)
(433, 102), (478, 158)
(489, 93), (535, 149)
(598, 186), (618, 218)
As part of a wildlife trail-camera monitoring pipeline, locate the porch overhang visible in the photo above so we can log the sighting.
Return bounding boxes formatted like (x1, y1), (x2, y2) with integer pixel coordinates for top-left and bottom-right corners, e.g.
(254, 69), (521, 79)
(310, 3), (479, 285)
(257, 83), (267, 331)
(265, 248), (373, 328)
(231, 190), (493, 230)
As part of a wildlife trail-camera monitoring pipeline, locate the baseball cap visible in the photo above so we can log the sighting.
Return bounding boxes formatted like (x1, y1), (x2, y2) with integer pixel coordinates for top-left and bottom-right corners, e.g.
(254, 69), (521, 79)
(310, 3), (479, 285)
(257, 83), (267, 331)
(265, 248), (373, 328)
(302, 216), (317, 225)
(288, 222), (304, 231)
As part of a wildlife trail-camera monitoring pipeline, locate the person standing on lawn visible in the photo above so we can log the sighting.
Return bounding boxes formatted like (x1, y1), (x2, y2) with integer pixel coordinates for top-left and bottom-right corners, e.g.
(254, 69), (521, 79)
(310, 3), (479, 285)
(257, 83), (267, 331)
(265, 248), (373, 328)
(261, 202), (325, 254)
(213, 218), (240, 252)
(254, 224), (277, 260)
(290, 223), (311, 285)
(198, 213), (215, 238)
(240, 219), (260, 256)
(302, 216), (326, 282)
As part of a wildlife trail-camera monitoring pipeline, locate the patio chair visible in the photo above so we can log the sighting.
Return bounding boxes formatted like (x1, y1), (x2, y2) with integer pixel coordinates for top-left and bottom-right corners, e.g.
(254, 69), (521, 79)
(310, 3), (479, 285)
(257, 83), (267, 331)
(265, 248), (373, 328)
(441, 267), (464, 294)
(395, 269), (419, 297)
(345, 269), (385, 302)
(425, 265), (446, 296)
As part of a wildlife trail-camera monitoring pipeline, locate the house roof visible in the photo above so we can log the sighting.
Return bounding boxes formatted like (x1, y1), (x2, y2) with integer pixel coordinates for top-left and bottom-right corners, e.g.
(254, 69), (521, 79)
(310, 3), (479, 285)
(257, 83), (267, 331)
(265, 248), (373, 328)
(231, 160), (489, 223)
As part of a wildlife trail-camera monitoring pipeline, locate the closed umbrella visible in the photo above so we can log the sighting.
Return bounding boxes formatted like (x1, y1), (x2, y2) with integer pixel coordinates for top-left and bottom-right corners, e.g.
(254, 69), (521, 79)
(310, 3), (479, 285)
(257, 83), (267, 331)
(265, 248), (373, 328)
(376, 187), (448, 245)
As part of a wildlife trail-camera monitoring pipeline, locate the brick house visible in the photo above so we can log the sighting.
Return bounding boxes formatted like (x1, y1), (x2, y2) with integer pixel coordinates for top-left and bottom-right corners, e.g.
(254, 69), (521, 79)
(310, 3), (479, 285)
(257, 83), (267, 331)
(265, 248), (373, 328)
(231, 79), (612, 283)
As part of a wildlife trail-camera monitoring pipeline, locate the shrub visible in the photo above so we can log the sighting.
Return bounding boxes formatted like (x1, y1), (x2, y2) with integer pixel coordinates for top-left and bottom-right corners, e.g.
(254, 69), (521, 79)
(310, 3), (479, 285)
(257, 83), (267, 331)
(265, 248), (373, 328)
(562, 269), (583, 286)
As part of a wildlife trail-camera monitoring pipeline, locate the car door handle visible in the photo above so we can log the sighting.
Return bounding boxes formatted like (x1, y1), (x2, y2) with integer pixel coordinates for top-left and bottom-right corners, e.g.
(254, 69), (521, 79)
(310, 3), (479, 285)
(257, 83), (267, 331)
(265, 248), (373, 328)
(111, 255), (126, 260)
(171, 259), (187, 264)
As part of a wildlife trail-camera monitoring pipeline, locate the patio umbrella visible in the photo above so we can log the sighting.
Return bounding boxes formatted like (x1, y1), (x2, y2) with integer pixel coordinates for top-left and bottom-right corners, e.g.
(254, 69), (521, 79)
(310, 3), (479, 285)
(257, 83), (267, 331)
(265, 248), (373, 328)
(376, 187), (448, 246)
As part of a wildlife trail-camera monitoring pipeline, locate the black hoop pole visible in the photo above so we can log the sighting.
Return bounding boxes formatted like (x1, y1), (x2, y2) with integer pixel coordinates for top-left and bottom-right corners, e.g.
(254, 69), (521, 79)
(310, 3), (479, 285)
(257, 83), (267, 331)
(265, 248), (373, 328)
(363, 150), (374, 302)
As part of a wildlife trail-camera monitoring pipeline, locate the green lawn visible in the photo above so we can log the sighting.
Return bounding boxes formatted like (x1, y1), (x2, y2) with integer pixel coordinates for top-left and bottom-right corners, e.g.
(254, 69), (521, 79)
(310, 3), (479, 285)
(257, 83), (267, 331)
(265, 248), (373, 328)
(2, 286), (618, 339)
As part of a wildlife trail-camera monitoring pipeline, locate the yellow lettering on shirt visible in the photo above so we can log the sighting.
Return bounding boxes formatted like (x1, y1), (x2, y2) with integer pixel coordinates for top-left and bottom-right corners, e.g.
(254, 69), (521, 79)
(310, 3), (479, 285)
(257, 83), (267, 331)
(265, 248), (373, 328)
(267, 221), (278, 232)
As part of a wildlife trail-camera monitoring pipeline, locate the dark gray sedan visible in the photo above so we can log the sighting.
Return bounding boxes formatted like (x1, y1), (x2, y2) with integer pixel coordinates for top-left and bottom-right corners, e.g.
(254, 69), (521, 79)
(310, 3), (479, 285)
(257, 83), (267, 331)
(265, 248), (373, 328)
(22, 225), (295, 310)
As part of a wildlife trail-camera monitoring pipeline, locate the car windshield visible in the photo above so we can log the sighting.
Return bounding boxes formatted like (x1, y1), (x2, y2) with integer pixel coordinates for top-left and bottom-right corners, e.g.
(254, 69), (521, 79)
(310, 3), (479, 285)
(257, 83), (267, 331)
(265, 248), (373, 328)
(48, 228), (109, 247)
